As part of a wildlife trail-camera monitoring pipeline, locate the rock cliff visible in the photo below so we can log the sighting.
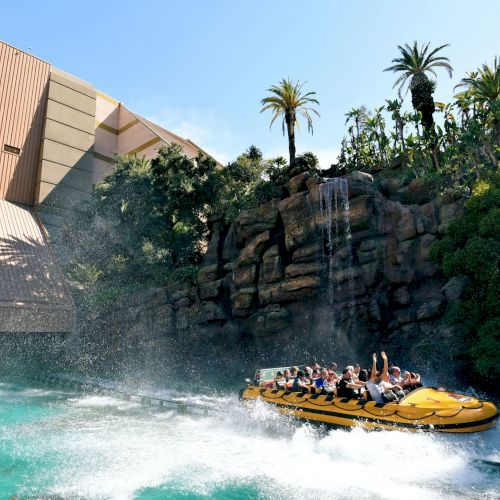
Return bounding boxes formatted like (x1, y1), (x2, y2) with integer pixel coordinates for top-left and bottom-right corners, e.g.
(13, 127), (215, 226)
(170, 171), (465, 372)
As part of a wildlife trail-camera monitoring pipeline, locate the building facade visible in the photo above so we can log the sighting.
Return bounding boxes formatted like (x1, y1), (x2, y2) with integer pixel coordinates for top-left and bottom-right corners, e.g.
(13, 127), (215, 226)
(0, 40), (219, 333)
(0, 40), (219, 248)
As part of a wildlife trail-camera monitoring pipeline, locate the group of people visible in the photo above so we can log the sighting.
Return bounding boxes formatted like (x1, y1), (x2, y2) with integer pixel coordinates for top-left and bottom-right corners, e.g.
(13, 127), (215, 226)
(271, 352), (422, 403)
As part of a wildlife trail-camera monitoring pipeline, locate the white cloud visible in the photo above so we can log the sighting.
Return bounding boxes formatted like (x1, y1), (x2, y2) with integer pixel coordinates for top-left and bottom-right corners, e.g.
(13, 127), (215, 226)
(145, 107), (236, 164)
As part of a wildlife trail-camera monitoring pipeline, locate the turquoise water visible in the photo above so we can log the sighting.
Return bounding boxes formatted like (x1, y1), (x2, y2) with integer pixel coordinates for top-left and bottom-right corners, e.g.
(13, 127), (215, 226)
(0, 381), (499, 499)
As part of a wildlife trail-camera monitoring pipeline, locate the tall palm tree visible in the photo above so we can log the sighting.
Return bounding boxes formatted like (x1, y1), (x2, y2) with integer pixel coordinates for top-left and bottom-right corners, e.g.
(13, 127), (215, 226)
(384, 42), (453, 133)
(455, 58), (500, 146)
(260, 78), (320, 165)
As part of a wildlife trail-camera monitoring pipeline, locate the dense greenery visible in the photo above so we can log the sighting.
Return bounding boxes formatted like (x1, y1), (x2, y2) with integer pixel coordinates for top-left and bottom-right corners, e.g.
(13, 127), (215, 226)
(64, 144), (318, 292)
(336, 56), (499, 199)
(431, 174), (500, 380)
(261, 78), (320, 165)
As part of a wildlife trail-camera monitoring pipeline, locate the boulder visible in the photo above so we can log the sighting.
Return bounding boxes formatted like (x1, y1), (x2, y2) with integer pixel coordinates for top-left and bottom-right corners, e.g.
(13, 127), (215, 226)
(393, 178), (433, 205)
(235, 199), (280, 244)
(244, 304), (290, 337)
(202, 221), (224, 266)
(306, 175), (320, 191)
(344, 171), (380, 198)
(176, 301), (227, 329)
(236, 230), (270, 266)
(233, 264), (257, 288)
(232, 286), (257, 315)
(357, 238), (380, 264)
(197, 264), (219, 284)
(415, 234), (439, 278)
(285, 262), (322, 278)
(441, 276), (469, 303)
(258, 276), (321, 305)
(348, 196), (372, 232)
(378, 177), (403, 197)
(438, 202), (465, 234)
(361, 261), (378, 286)
(174, 297), (191, 308)
(396, 205), (416, 242)
(199, 279), (222, 300)
(292, 242), (323, 263)
(288, 171), (310, 194)
(394, 309), (414, 325)
(416, 300), (443, 321)
(414, 201), (438, 235)
(261, 245), (283, 283)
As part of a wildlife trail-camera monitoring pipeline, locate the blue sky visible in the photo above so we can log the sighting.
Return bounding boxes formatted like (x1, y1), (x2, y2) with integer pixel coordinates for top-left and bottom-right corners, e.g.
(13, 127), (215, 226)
(3, 1), (499, 166)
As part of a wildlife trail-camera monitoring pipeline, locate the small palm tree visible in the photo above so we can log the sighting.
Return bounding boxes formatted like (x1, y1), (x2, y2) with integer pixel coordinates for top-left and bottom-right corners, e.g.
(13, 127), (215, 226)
(456, 57), (500, 146)
(456, 60), (499, 105)
(384, 42), (453, 132)
(260, 78), (320, 165)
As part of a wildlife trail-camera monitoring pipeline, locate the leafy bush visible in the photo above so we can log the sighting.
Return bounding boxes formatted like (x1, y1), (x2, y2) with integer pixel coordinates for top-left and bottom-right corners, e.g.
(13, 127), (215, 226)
(431, 174), (500, 380)
(63, 144), (296, 292)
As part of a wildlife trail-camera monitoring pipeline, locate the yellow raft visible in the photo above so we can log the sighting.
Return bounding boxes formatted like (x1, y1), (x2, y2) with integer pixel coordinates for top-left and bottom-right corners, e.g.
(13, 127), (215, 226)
(239, 385), (498, 433)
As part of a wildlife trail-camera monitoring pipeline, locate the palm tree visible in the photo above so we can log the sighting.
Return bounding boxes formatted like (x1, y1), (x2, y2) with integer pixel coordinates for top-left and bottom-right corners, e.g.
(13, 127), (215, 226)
(384, 42), (453, 133)
(455, 58), (500, 146)
(260, 78), (319, 165)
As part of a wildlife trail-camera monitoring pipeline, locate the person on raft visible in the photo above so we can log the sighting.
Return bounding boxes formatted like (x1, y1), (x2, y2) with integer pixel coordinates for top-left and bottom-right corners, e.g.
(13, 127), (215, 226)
(366, 352), (405, 403)
(337, 368), (366, 399)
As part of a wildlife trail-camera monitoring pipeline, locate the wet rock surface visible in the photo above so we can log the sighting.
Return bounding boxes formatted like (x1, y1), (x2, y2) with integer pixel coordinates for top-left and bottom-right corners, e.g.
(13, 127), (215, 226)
(88, 172), (466, 378)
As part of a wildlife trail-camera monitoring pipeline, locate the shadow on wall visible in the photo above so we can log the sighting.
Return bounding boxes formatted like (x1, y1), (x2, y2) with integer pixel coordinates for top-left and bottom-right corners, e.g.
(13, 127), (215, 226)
(4, 82), (49, 205)
(34, 143), (100, 254)
(0, 232), (70, 305)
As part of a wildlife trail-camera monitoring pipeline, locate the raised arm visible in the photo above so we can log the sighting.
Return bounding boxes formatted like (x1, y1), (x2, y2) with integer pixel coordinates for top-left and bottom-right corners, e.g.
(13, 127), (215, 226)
(381, 351), (389, 379)
(369, 353), (377, 382)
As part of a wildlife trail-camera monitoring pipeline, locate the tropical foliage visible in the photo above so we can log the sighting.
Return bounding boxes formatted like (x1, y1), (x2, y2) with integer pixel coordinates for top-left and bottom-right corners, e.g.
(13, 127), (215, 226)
(336, 57), (499, 199)
(63, 144), (308, 292)
(430, 174), (500, 380)
(384, 41), (453, 132)
(261, 78), (320, 165)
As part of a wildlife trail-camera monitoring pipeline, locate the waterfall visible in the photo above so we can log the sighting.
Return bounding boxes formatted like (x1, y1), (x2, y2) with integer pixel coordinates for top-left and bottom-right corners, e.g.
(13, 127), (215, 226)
(317, 178), (355, 312)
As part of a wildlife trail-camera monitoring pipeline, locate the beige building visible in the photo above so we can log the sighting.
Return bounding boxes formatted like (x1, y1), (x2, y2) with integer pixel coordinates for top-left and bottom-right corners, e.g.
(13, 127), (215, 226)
(0, 40), (220, 247)
(0, 40), (219, 333)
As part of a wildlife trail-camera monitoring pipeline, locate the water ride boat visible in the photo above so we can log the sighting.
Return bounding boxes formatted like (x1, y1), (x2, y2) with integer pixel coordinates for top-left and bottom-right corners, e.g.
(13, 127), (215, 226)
(240, 368), (498, 433)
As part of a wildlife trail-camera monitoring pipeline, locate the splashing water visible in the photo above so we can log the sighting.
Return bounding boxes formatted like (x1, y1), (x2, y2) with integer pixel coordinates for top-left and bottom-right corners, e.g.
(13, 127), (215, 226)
(1, 381), (498, 500)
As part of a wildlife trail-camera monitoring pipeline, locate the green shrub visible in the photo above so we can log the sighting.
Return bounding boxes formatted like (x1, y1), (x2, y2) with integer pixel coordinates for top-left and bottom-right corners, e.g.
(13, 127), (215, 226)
(432, 175), (500, 379)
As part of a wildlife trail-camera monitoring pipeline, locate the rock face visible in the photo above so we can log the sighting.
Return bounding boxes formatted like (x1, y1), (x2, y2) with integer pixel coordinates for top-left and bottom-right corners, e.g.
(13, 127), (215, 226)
(169, 171), (465, 369)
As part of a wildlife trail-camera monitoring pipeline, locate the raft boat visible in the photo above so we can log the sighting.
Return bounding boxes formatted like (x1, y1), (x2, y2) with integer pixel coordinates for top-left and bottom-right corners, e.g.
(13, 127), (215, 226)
(240, 370), (498, 433)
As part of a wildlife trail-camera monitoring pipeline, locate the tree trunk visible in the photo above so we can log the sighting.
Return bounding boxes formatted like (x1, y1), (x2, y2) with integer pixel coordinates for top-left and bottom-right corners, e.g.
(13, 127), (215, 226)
(411, 73), (435, 135)
(286, 112), (296, 165)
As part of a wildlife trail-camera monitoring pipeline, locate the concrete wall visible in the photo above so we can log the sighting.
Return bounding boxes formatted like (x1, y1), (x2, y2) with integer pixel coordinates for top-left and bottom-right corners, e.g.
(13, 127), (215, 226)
(35, 69), (96, 249)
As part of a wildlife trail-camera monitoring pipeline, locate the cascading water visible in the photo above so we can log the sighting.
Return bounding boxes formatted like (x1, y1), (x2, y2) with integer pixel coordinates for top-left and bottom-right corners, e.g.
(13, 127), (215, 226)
(317, 178), (356, 315)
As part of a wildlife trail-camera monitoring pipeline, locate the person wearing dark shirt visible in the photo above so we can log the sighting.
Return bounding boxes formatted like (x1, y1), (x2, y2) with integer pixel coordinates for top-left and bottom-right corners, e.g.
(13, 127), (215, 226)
(292, 370), (310, 392)
(337, 368), (365, 399)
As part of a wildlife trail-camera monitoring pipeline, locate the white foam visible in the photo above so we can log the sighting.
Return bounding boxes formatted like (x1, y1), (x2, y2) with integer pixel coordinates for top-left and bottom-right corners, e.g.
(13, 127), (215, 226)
(5, 385), (499, 500)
